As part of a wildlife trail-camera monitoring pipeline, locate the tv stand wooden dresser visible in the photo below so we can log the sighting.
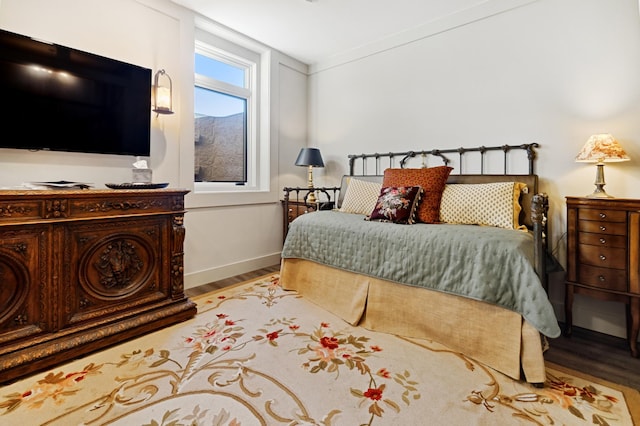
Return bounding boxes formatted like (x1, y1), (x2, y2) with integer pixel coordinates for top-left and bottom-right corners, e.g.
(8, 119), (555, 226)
(0, 188), (197, 383)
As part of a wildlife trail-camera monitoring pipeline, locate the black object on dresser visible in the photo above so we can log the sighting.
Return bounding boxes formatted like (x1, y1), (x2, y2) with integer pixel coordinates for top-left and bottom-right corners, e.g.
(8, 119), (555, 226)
(565, 196), (640, 357)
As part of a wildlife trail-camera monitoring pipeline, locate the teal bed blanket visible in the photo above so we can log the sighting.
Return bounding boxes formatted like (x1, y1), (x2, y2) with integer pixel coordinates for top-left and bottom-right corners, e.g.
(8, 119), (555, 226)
(281, 210), (560, 338)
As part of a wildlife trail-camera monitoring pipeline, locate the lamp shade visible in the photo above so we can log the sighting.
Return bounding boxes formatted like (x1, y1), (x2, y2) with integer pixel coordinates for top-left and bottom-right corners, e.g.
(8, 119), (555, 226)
(575, 134), (630, 163)
(295, 148), (325, 167)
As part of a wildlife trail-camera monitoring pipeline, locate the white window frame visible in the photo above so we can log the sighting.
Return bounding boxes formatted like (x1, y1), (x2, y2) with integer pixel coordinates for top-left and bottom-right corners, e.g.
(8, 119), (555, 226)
(183, 20), (274, 209)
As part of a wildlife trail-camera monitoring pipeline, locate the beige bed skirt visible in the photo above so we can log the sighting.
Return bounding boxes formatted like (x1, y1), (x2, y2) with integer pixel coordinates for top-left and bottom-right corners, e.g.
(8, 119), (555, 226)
(280, 258), (546, 384)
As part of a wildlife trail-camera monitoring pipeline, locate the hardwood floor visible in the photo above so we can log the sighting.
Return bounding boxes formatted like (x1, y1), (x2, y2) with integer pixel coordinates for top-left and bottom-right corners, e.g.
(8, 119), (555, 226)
(187, 265), (640, 390)
(545, 325), (640, 390)
(185, 264), (281, 297)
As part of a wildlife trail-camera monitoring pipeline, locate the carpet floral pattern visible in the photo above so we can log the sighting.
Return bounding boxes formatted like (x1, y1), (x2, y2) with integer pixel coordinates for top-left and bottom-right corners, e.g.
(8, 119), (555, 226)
(0, 274), (635, 425)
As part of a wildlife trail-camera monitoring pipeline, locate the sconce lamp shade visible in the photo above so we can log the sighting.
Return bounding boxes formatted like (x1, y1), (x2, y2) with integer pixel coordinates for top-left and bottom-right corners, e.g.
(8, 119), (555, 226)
(295, 148), (325, 168)
(152, 69), (174, 115)
(575, 133), (630, 198)
(575, 133), (629, 163)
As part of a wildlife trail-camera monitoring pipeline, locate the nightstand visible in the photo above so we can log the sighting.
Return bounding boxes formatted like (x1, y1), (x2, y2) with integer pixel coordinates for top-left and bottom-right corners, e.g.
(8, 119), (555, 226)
(281, 199), (335, 243)
(282, 186), (339, 243)
(565, 197), (640, 357)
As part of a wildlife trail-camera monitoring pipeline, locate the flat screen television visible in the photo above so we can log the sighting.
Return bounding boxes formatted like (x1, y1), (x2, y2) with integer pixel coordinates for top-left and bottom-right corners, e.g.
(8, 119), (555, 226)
(0, 28), (151, 156)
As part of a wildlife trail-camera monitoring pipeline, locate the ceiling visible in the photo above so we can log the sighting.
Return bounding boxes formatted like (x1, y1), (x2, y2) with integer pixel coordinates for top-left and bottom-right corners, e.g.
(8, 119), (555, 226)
(170, 0), (488, 65)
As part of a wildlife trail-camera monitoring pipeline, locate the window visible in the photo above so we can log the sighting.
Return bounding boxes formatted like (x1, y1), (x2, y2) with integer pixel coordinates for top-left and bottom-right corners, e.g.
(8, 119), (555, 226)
(194, 51), (249, 184)
(185, 24), (274, 208)
(193, 34), (267, 195)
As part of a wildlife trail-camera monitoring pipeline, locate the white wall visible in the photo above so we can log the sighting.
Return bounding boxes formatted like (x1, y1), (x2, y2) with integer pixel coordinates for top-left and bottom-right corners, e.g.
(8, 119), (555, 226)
(0, 0), (309, 287)
(307, 0), (640, 339)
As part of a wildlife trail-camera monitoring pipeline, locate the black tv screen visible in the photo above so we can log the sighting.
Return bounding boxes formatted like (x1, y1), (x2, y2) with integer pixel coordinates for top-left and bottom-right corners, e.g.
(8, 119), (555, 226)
(0, 28), (151, 156)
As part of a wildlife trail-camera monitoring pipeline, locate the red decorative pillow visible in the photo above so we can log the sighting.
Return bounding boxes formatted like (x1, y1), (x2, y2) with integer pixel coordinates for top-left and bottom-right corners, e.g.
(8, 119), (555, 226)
(366, 186), (422, 224)
(382, 166), (453, 223)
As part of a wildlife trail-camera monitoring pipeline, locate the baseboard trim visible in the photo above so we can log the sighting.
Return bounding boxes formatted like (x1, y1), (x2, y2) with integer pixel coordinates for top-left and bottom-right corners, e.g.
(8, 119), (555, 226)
(556, 322), (637, 347)
(184, 252), (282, 290)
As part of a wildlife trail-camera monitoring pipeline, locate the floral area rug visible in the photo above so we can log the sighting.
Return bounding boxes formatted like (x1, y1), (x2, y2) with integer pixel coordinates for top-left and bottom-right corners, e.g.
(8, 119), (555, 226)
(1, 274), (638, 425)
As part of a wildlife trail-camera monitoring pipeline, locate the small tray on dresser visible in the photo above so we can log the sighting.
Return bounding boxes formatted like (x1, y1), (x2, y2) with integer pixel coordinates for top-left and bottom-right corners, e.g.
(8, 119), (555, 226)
(105, 182), (169, 190)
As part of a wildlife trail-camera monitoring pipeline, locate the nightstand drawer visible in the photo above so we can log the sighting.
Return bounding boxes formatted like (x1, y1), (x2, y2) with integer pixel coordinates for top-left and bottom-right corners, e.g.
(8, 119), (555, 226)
(578, 264), (627, 292)
(578, 244), (626, 269)
(579, 209), (627, 223)
(579, 232), (627, 248)
(579, 220), (627, 236)
(288, 203), (312, 221)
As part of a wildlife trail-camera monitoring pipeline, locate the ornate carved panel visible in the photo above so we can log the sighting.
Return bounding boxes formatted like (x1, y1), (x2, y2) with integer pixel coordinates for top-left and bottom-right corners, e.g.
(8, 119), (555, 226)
(63, 217), (167, 325)
(0, 200), (38, 221)
(44, 199), (69, 219)
(0, 251), (30, 325)
(83, 236), (153, 296)
(0, 226), (48, 347)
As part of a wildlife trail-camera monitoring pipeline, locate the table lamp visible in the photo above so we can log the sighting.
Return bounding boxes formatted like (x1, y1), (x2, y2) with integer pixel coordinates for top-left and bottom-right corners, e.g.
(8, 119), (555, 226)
(295, 148), (324, 204)
(575, 133), (630, 198)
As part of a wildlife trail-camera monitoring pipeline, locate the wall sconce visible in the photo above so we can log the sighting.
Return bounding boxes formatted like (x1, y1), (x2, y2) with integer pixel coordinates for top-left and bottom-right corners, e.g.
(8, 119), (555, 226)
(295, 147), (324, 204)
(152, 69), (173, 116)
(575, 133), (630, 198)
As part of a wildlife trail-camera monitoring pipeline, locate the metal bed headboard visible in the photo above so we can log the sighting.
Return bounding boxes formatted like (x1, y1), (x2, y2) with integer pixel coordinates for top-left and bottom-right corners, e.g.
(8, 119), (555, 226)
(347, 143), (539, 176)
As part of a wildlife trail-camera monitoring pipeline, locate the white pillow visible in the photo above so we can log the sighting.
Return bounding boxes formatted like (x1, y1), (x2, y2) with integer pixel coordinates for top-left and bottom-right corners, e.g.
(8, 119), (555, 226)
(439, 182), (527, 229)
(339, 178), (383, 215)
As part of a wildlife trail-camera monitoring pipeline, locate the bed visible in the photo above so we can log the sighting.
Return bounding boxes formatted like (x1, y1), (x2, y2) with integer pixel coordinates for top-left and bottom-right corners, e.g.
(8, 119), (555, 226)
(280, 143), (561, 385)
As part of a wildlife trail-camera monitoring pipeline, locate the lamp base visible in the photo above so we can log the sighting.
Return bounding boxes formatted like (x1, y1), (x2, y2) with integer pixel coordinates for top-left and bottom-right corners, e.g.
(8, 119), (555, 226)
(305, 165), (318, 204)
(586, 164), (614, 198)
(306, 188), (318, 204)
(585, 189), (614, 198)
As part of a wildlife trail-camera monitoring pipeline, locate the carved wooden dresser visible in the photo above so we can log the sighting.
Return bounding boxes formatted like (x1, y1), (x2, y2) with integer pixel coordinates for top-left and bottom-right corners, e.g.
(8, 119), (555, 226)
(0, 188), (197, 383)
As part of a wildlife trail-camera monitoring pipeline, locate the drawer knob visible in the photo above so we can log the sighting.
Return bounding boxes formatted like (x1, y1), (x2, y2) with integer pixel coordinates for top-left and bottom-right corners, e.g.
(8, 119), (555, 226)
(599, 238), (606, 244)
(598, 275), (605, 282)
(599, 213), (607, 219)
(600, 226), (606, 231)
(599, 254), (607, 261)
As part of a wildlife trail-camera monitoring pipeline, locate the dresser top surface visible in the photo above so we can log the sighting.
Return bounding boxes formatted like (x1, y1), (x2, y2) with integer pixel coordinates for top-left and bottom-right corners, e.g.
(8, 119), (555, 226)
(0, 188), (189, 198)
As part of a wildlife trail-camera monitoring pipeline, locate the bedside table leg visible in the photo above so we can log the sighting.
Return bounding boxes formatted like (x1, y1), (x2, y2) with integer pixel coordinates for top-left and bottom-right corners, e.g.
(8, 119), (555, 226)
(564, 283), (574, 337)
(629, 297), (639, 357)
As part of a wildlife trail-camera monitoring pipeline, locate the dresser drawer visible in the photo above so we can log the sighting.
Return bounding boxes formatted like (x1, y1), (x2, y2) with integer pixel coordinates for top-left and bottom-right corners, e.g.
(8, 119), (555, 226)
(578, 264), (627, 292)
(579, 220), (627, 236)
(578, 232), (627, 248)
(579, 209), (627, 223)
(578, 244), (626, 269)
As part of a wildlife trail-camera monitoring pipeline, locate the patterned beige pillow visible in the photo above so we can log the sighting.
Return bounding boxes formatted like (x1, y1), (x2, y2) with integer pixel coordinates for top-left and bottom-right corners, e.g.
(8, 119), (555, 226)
(439, 182), (527, 229)
(339, 178), (383, 215)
